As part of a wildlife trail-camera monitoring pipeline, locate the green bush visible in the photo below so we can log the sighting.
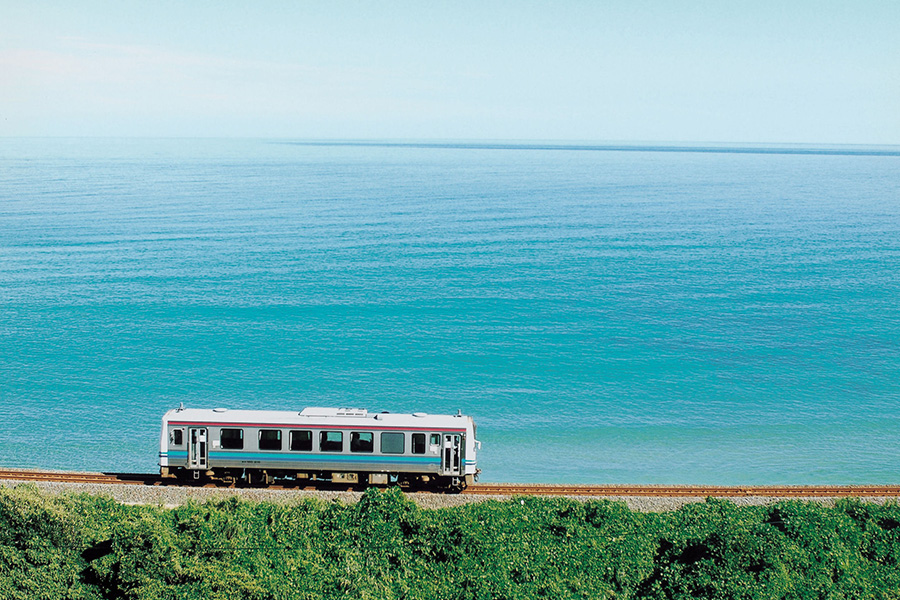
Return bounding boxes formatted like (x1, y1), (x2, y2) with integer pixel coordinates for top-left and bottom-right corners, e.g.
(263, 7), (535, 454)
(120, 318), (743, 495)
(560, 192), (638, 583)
(4, 485), (900, 599)
(0, 484), (90, 600)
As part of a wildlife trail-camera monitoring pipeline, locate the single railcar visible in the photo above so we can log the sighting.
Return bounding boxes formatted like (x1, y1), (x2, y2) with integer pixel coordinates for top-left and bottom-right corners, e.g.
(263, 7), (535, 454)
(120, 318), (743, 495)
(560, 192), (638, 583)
(159, 406), (480, 491)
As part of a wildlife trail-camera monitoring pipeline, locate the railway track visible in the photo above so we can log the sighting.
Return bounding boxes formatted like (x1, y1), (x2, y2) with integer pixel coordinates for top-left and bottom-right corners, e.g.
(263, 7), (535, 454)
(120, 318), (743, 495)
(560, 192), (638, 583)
(3, 470), (900, 497)
(464, 484), (900, 497)
(0, 469), (158, 486)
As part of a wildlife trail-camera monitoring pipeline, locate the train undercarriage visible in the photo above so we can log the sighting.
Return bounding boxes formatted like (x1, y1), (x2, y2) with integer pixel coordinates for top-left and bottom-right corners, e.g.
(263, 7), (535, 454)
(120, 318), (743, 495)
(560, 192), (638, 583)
(161, 466), (474, 492)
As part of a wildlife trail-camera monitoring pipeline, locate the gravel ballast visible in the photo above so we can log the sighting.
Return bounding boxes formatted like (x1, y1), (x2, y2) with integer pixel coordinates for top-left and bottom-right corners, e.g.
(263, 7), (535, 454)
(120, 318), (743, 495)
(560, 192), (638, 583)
(2, 476), (895, 512)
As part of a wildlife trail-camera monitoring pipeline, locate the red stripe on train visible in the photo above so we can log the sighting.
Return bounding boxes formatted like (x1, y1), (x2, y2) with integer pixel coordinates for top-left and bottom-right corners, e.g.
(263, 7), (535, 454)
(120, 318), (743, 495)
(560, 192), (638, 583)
(168, 421), (467, 432)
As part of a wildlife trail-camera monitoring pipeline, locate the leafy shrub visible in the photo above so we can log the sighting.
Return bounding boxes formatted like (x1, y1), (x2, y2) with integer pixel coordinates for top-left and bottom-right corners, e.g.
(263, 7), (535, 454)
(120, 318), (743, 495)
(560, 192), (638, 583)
(0, 485), (89, 600)
(6, 485), (900, 599)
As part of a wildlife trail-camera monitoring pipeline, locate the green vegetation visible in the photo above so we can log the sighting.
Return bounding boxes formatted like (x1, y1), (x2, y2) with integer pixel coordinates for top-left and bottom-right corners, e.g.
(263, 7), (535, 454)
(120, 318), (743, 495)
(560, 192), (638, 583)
(3, 485), (900, 599)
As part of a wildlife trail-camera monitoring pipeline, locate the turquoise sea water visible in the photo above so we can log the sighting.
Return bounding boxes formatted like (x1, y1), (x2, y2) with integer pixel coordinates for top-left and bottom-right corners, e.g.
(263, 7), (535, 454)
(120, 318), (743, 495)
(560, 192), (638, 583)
(1, 138), (899, 484)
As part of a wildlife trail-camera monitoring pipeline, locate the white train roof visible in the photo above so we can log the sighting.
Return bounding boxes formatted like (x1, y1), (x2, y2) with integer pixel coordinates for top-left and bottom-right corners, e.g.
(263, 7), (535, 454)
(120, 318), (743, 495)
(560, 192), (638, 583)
(164, 406), (473, 430)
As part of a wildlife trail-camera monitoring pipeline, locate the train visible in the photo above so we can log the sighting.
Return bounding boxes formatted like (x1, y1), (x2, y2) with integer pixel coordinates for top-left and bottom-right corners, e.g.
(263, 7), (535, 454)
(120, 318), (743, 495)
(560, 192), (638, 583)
(159, 405), (481, 491)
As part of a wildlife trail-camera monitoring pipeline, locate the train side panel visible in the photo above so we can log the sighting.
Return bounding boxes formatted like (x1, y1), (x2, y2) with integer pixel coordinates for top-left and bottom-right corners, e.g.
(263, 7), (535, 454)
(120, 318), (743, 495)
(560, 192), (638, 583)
(159, 407), (479, 489)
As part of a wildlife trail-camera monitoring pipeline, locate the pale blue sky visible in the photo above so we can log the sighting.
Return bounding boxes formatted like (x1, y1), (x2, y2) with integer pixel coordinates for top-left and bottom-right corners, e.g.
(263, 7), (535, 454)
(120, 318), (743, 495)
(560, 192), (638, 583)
(2, 1), (898, 143)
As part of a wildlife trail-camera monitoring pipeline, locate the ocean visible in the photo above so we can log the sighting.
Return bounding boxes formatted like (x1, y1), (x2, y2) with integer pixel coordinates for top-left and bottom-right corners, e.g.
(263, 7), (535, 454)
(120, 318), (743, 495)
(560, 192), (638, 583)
(1, 138), (899, 484)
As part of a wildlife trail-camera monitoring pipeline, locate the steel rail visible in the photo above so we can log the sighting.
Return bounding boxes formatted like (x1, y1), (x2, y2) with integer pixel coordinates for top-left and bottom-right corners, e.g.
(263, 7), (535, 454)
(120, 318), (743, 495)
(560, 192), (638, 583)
(3, 470), (900, 497)
(0, 469), (342, 490)
(464, 484), (900, 497)
(0, 469), (159, 486)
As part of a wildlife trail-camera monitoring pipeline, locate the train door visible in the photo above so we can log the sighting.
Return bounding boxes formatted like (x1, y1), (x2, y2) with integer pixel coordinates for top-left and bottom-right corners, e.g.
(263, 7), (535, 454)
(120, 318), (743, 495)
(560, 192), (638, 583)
(440, 434), (462, 476)
(188, 427), (208, 470)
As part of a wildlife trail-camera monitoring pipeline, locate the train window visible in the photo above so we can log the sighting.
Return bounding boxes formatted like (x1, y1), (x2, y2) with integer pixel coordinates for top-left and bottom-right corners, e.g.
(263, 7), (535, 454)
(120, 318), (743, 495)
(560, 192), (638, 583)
(320, 431), (343, 452)
(381, 432), (404, 454)
(259, 429), (282, 451)
(350, 431), (374, 453)
(290, 430), (312, 451)
(171, 429), (183, 446)
(411, 433), (426, 454)
(220, 428), (243, 450)
(430, 434), (441, 446)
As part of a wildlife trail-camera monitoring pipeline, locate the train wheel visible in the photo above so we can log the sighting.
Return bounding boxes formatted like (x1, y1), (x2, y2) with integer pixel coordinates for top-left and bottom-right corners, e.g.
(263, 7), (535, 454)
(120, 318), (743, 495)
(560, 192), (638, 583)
(247, 470), (271, 487)
(442, 476), (466, 493)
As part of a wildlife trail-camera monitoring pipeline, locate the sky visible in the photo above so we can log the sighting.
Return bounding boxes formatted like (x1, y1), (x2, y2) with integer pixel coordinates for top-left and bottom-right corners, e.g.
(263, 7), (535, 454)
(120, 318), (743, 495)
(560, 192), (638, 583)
(1, 1), (898, 144)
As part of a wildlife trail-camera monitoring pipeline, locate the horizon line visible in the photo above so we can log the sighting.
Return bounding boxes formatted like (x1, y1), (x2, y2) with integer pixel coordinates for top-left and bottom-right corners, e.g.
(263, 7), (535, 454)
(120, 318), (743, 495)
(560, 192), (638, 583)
(278, 139), (900, 157)
(4, 136), (900, 157)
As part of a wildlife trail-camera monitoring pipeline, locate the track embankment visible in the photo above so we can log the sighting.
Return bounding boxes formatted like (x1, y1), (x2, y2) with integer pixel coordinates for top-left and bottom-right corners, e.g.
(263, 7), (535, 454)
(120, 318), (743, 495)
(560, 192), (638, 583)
(2, 469), (899, 499)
